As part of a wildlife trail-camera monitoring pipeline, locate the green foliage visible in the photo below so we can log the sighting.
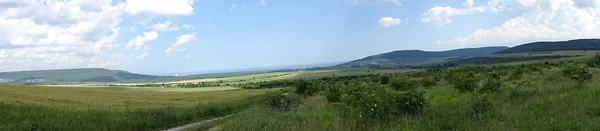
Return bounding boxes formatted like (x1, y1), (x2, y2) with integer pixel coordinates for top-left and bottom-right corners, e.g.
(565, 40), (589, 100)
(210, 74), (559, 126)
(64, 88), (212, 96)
(588, 52), (600, 67)
(267, 89), (302, 112)
(380, 75), (390, 85)
(418, 77), (438, 88)
(480, 79), (502, 93)
(471, 96), (493, 114)
(325, 85), (342, 103)
(562, 65), (593, 84)
(479, 72), (503, 93)
(449, 73), (479, 92)
(294, 80), (319, 96)
(344, 84), (426, 120)
(390, 77), (417, 91)
(394, 90), (427, 115)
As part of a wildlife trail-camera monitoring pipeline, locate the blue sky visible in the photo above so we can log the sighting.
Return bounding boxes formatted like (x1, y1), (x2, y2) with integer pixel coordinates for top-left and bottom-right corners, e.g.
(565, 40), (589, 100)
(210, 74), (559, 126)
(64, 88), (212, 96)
(0, 0), (598, 74)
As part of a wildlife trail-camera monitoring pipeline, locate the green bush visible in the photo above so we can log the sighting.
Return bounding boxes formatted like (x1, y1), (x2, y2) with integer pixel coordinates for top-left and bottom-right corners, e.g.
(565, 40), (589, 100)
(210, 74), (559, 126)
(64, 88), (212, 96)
(450, 73), (479, 92)
(587, 52), (600, 67)
(562, 65), (593, 84)
(479, 78), (502, 93)
(380, 76), (390, 85)
(294, 80), (319, 96)
(344, 84), (426, 120)
(471, 96), (493, 114)
(390, 77), (417, 91)
(324, 85), (342, 103)
(419, 77), (438, 88)
(393, 90), (427, 115)
(267, 90), (302, 112)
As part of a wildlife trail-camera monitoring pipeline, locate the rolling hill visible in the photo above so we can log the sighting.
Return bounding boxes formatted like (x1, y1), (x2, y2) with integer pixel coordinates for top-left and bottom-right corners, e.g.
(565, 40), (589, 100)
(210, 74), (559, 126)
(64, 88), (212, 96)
(496, 39), (600, 54)
(333, 46), (509, 68)
(0, 68), (166, 84)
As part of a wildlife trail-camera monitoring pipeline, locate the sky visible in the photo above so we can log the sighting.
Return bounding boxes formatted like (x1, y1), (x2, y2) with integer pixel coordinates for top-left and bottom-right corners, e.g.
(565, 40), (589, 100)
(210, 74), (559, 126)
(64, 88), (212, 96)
(0, 0), (599, 74)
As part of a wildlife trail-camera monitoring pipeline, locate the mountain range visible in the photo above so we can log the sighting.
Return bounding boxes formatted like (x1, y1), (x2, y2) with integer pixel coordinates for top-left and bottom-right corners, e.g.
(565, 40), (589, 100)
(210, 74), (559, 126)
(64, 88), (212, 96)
(2, 38), (600, 84)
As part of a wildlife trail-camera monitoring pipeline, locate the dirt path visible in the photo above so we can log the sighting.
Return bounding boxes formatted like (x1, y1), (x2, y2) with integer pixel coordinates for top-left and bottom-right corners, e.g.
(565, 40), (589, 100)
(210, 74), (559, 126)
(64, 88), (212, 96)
(164, 115), (232, 131)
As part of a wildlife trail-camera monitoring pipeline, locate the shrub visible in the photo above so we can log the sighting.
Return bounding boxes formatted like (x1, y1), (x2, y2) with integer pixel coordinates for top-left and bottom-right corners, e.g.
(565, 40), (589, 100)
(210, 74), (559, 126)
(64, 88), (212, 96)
(380, 76), (390, 85)
(324, 85), (342, 103)
(479, 77), (503, 92)
(587, 52), (600, 67)
(419, 77), (438, 88)
(393, 90), (427, 115)
(344, 84), (426, 120)
(562, 65), (593, 84)
(450, 73), (479, 92)
(294, 80), (319, 96)
(390, 77), (417, 91)
(267, 90), (302, 112)
(471, 96), (493, 114)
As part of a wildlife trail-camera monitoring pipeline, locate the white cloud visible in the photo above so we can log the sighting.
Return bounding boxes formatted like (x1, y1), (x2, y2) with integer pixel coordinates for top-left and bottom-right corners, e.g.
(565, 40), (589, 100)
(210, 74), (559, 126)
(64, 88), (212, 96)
(182, 24), (193, 29)
(378, 17), (401, 27)
(124, 0), (194, 15)
(151, 21), (180, 32)
(349, 0), (402, 6)
(230, 4), (238, 11)
(0, 0), (126, 71)
(439, 0), (600, 47)
(137, 52), (149, 59)
(258, 0), (267, 6)
(463, 0), (474, 8)
(421, 0), (485, 26)
(126, 31), (159, 50)
(165, 33), (196, 54)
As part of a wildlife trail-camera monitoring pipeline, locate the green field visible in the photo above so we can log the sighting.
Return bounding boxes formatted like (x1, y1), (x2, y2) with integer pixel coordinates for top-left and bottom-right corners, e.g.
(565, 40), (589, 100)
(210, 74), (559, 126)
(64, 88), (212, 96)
(214, 63), (600, 130)
(4, 54), (600, 130)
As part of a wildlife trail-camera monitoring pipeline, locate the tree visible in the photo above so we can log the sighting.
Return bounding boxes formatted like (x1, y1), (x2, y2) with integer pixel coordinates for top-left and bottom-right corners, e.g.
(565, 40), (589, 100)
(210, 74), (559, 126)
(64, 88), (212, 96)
(588, 52), (600, 67)
(380, 76), (390, 85)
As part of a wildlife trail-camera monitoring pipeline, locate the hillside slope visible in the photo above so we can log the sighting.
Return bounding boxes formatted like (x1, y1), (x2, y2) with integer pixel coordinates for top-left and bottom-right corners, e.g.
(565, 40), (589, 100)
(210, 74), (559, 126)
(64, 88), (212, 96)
(0, 68), (165, 84)
(334, 46), (509, 68)
(496, 39), (600, 54)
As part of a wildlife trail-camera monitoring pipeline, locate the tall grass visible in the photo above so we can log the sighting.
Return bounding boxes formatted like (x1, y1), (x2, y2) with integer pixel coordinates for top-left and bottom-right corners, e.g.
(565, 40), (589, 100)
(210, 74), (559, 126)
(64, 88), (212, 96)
(219, 67), (600, 130)
(0, 94), (268, 130)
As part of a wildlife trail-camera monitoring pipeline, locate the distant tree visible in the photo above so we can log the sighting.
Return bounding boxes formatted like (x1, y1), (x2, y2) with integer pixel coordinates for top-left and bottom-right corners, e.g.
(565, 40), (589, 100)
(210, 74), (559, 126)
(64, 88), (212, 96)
(380, 76), (390, 85)
(587, 53), (600, 67)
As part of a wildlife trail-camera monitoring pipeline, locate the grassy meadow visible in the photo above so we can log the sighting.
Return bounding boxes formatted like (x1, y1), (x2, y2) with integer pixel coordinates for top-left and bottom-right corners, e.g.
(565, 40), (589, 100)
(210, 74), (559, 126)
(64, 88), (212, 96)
(212, 60), (600, 130)
(4, 52), (600, 130)
(0, 84), (276, 130)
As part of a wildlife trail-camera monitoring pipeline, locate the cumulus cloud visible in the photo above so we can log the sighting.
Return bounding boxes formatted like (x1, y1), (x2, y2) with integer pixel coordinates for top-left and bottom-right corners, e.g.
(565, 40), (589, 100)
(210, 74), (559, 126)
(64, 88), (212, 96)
(258, 0), (267, 6)
(0, 0), (197, 71)
(421, 0), (485, 26)
(151, 21), (180, 32)
(378, 17), (402, 27)
(438, 0), (600, 47)
(166, 33), (196, 55)
(136, 52), (149, 59)
(349, 0), (402, 6)
(126, 31), (159, 50)
(182, 24), (193, 29)
(0, 0), (126, 71)
(124, 0), (194, 15)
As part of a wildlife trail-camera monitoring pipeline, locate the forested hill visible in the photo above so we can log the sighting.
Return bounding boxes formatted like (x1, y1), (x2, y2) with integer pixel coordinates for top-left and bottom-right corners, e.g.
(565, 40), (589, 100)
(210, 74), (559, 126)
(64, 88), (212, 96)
(333, 46), (509, 68)
(496, 39), (600, 54)
(0, 68), (165, 84)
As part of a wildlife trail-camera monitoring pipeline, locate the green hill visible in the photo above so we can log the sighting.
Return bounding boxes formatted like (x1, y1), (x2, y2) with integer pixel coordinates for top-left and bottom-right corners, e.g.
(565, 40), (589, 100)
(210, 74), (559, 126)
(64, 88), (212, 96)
(0, 68), (166, 84)
(496, 39), (600, 54)
(334, 46), (509, 68)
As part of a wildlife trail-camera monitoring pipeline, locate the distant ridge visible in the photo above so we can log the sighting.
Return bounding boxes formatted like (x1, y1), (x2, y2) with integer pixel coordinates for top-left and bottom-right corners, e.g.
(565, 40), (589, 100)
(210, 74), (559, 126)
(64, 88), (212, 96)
(0, 68), (165, 84)
(496, 39), (600, 54)
(333, 46), (509, 68)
